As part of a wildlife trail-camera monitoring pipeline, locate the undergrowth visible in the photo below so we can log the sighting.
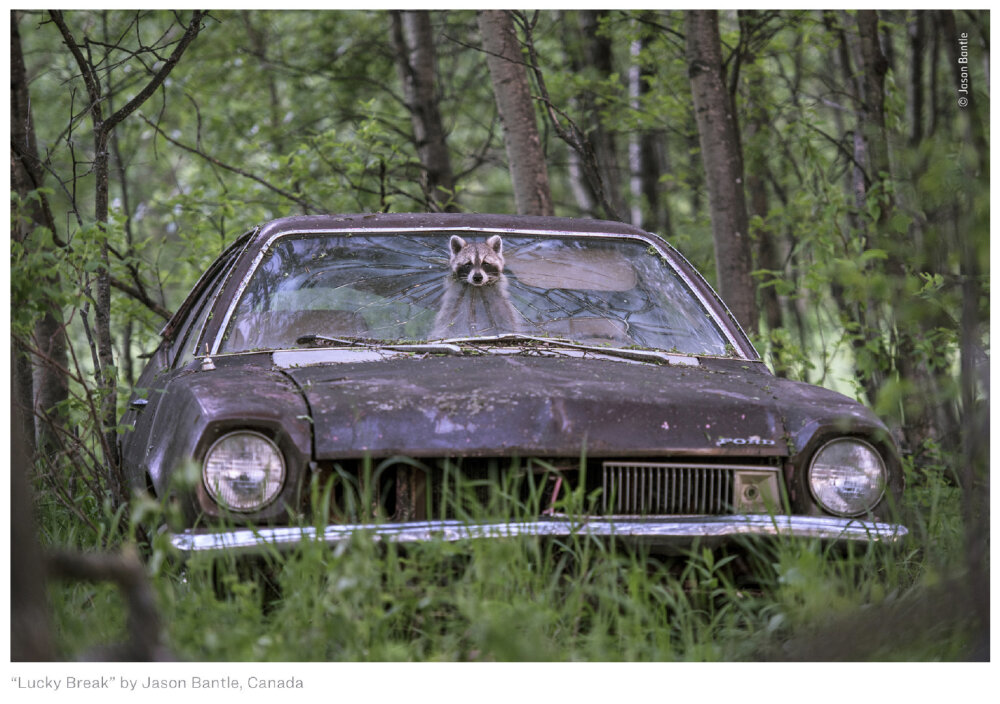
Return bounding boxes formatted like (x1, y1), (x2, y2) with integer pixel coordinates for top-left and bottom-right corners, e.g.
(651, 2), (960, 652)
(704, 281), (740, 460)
(38, 456), (980, 661)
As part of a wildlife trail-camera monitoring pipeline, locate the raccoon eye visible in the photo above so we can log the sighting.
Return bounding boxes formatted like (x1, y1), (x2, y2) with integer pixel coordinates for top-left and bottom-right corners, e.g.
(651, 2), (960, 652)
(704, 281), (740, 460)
(455, 263), (473, 277)
(482, 263), (500, 275)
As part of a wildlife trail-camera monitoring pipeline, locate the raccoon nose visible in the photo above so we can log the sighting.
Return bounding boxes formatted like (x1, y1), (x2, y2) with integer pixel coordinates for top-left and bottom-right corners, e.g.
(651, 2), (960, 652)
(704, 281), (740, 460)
(470, 271), (485, 285)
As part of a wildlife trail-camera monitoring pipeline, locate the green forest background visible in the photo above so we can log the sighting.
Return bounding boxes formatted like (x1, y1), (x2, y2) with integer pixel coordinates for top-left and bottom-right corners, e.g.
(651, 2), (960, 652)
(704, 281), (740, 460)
(9, 9), (989, 663)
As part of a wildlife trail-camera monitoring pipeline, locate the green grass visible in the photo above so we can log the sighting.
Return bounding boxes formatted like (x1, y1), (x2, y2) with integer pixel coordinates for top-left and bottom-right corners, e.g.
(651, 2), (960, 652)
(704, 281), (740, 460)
(38, 460), (982, 662)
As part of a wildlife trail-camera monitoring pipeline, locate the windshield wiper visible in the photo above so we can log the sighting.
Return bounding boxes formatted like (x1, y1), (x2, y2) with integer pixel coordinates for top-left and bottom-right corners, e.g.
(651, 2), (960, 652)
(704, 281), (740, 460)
(294, 333), (697, 366)
(439, 333), (698, 366)
(294, 334), (464, 356)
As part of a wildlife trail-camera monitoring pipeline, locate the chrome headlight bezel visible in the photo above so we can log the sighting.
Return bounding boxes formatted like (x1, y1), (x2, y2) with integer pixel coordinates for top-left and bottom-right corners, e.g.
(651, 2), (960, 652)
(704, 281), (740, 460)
(202, 430), (287, 513)
(807, 437), (887, 517)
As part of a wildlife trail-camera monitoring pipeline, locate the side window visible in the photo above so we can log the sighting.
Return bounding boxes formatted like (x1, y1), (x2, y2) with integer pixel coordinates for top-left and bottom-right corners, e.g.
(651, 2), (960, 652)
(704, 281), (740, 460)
(171, 249), (241, 367)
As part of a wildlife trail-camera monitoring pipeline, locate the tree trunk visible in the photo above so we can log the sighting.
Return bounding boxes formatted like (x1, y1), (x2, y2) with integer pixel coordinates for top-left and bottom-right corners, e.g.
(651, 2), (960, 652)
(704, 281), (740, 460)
(34, 312), (70, 454)
(11, 11), (70, 457)
(946, 9), (990, 658)
(959, 208), (989, 657)
(627, 38), (644, 227)
(94, 140), (126, 503)
(856, 11), (891, 192)
(390, 10), (458, 211)
(628, 18), (670, 236)
(11, 12), (39, 458)
(567, 149), (595, 215)
(928, 16), (942, 138)
(11, 386), (54, 661)
(478, 10), (554, 216)
(240, 12), (285, 154)
(822, 12), (885, 407)
(907, 13), (926, 146)
(51, 10), (206, 506)
(12, 345), (36, 460)
(569, 10), (627, 221)
(744, 80), (784, 373)
(859, 10), (951, 453)
(685, 10), (758, 334)
(738, 11), (783, 371)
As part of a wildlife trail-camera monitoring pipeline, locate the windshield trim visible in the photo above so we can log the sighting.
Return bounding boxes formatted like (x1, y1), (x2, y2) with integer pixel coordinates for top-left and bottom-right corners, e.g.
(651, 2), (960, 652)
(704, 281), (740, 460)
(209, 226), (754, 360)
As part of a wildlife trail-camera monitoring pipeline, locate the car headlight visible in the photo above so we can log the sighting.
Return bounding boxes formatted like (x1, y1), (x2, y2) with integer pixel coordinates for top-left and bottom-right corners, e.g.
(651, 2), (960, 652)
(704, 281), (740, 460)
(203, 431), (286, 512)
(808, 438), (886, 516)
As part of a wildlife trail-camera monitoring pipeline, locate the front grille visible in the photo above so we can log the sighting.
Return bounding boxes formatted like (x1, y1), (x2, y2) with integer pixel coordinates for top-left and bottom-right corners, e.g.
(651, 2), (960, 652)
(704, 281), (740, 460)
(310, 457), (781, 522)
(602, 462), (739, 515)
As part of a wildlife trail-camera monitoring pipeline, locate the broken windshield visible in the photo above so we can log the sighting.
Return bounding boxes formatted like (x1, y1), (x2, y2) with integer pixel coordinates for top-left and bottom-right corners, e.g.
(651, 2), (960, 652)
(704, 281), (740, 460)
(219, 232), (731, 356)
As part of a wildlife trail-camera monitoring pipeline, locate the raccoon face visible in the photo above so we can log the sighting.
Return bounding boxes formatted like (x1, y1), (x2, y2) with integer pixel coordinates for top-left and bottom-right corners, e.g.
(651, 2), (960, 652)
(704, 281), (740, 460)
(449, 235), (505, 286)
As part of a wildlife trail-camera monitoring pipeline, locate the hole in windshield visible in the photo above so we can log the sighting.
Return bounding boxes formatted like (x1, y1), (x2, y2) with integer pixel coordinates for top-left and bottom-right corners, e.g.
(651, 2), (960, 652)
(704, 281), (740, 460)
(219, 232), (730, 356)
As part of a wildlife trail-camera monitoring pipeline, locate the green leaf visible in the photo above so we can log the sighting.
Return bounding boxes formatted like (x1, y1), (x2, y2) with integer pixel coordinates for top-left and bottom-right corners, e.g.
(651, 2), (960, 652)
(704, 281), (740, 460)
(889, 212), (912, 234)
(858, 248), (888, 263)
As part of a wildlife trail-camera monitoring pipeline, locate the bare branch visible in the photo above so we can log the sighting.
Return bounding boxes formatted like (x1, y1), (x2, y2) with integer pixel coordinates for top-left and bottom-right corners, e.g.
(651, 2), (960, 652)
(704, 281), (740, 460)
(109, 277), (171, 320)
(104, 11), (208, 134)
(49, 11), (104, 114)
(140, 115), (323, 212)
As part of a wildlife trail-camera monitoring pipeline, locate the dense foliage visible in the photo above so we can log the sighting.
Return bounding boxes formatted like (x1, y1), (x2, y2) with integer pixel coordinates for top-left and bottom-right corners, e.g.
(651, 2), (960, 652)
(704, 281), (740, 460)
(10, 9), (989, 662)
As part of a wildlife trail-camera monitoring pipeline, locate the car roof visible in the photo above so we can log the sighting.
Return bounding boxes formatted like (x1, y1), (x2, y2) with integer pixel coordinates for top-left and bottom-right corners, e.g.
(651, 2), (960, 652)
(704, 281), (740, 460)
(254, 212), (656, 240)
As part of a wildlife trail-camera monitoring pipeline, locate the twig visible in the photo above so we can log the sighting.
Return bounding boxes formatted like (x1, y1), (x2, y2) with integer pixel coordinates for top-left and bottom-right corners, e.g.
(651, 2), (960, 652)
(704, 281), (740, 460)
(141, 115), (322, 213)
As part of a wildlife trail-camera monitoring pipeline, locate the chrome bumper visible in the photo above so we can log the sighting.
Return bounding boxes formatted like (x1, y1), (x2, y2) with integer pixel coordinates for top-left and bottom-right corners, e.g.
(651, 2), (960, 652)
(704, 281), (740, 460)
(169, 515), (908, 557)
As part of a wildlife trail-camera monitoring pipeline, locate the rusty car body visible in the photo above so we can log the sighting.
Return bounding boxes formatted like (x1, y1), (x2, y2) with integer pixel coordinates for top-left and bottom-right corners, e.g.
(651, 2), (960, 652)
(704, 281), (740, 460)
(120, 213), (907, 555)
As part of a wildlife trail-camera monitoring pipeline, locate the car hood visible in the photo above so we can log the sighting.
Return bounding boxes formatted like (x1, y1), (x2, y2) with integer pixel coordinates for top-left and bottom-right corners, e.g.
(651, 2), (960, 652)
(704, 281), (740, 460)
(280, 354), (805, 460)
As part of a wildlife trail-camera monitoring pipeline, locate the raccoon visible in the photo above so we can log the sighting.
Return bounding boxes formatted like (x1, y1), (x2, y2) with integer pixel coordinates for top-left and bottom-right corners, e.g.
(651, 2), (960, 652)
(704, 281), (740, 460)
(431, 235), (520, 338)
(448, 234), (505, 286)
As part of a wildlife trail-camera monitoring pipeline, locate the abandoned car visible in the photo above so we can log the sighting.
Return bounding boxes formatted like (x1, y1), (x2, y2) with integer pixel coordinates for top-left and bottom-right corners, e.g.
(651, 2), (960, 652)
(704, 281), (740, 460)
(120, 213), (908, 555)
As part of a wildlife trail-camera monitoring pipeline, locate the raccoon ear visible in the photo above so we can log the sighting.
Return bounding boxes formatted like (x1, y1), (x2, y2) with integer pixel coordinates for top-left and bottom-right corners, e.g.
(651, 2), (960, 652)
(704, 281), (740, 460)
(449, 235), (467, 256)
(486, 235), (503, 255)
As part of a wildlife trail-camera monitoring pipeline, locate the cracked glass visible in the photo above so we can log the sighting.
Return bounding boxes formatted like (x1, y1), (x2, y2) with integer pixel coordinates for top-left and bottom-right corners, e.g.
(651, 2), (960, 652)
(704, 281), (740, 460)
(219, 232), (731, 356)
